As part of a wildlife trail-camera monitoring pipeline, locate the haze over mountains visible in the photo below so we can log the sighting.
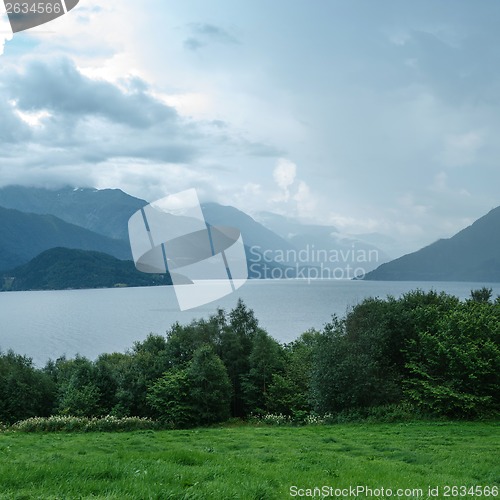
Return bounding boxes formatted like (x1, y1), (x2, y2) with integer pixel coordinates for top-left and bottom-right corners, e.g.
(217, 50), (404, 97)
(256, 211), (391, 274)
(364, 206), (500, 282)
(1, 185), (498, 285)
(0, 186), (389, 279)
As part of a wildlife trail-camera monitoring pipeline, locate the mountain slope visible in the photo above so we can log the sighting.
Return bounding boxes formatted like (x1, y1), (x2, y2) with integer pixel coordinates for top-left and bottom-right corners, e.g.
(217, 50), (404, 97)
(364, 206), (500, 282)
(0, 207), (131, 272)
(0, 186), (296, 254)
(0, 186), (147, 241)
(2, 248), (184, 291)
(201, 203), (296, 253)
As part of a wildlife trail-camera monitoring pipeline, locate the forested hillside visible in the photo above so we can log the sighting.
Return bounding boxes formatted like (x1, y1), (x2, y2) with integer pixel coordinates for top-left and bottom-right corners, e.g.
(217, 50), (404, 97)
(0, 207), (131, 271)
(2, 247), (187, 291)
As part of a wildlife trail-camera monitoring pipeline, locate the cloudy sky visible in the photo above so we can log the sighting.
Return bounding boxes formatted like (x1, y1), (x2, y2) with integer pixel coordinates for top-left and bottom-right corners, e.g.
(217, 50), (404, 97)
(0, 0), (499, 255)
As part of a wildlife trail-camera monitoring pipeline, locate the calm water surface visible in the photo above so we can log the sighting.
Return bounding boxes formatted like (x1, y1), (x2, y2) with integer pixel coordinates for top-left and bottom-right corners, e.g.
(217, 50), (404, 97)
(1, 280), (499, 366)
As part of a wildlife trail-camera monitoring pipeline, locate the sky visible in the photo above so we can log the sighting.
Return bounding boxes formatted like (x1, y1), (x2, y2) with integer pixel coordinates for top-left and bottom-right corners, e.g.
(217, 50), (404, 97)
(0, 0), (499, 255)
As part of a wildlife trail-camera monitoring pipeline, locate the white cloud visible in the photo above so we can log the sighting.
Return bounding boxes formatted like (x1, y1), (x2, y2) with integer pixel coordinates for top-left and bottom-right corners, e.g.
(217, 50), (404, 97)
(273, 158), (297, 201)
(293, 180), (316, 218)
(0, 4), (13, 56)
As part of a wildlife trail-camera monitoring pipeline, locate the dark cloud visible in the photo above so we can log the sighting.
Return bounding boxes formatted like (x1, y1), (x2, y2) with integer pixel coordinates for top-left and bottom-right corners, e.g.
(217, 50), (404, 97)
(184, 23), (239, 51)
(0, 56), (278, 191)
(184, 37), (205, 51)
(0, 100), (31, 143)
(0, 58), (199, 169)
(193, 23), (236, 40)
(5, 59), (176, 128)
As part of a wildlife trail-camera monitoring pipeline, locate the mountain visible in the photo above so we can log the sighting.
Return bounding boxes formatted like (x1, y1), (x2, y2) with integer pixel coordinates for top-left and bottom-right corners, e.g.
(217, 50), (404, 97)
(351, 232), (407, 259)
(0, 186), (300, 275)
(364, 206), (500, 282)
(2, 248), (192, 291)
(0, 207), (131, 272)
(0, 186), (296, 253)
(256, 211), (390, 274)
(0, 185), (387, 280)
(202, 203), (295, 253)
(0, 185), (147, 241)
(257, 210), (338, 238)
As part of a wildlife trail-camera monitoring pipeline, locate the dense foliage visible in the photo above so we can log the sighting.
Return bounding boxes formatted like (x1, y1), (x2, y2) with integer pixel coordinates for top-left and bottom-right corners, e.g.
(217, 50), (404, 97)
(0, 291), (498, 426)
(3, 247), (174, 291)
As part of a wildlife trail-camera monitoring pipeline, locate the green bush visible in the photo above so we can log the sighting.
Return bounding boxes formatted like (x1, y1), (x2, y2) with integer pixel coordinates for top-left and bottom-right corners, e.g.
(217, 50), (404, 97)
(0, 351), (56, 424)
(147, 345), (232, 427)
(405, 301), (500, 418)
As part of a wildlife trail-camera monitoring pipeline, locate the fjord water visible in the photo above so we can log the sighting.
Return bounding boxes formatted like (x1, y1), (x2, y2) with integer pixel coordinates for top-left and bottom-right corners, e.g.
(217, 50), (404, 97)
(1, 280), (499, 366)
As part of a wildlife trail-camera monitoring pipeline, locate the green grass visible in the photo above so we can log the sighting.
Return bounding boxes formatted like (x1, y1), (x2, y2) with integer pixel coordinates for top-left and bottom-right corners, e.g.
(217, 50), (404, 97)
(0, 422), (498, 499)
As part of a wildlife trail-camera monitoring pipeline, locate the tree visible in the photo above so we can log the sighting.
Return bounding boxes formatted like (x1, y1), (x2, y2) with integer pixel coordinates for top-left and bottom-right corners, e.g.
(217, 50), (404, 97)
(161, 300), (263, 418)
(310, 291), (460, 414)
(241, 329), (284, 414)
(219, 299), (259, 417)
(127, 334), (171, 417)
(266, 329), (320, 416)
(186, 345), (232, 425)
(469, 287), (493, 304)
(147, 368), (194, 428)
(54, 356), (102, 417)
(147, 345), (232, 427)
(0, 351), (55, 424)
(94, 352), (134, 417)
(163, 311), (225, 369)
(405, 300), (500, 418)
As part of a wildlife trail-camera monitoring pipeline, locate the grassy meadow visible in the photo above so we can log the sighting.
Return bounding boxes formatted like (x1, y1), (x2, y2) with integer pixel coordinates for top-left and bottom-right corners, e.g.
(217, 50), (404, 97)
(0, 422), (498, 499)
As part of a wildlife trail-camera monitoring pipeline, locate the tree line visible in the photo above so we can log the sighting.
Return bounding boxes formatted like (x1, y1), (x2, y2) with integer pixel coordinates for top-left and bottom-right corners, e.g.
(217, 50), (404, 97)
(1, 289), (499, 427)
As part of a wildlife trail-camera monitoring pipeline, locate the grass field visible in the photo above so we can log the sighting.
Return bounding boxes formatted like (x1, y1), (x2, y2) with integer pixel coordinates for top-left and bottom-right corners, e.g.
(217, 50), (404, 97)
(0, 422), (498, 499)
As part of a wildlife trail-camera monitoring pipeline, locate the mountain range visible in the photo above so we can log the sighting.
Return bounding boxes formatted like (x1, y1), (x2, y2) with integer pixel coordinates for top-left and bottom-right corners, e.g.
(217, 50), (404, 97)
(0, 185), (146, 241)
(1, 184), (498, 286)
(0, 185), (388, 279)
